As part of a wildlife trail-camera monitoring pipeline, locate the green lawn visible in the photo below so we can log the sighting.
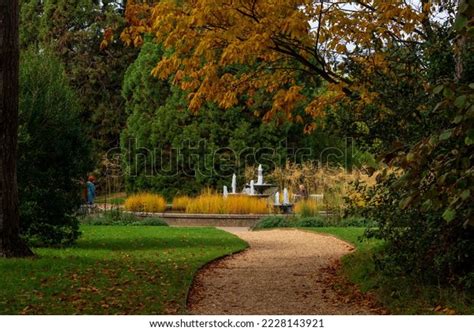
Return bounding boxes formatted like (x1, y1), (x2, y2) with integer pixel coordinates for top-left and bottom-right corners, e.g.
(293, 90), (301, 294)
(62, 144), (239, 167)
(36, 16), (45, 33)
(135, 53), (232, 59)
(0, 226), (247, 314)
(307, 227), (473, 314)
(95, 192), (127, 205)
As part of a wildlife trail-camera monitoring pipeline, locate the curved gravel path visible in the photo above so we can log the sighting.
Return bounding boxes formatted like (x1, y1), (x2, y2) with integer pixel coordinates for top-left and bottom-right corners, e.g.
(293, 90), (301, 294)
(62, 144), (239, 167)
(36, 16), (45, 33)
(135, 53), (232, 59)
(188, 228), (379, 315)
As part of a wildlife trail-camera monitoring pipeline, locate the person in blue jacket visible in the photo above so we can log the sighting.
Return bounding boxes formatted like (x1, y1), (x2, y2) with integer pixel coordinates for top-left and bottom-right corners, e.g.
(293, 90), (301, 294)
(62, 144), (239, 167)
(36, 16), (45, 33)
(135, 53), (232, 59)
(86, 176), (96, 206)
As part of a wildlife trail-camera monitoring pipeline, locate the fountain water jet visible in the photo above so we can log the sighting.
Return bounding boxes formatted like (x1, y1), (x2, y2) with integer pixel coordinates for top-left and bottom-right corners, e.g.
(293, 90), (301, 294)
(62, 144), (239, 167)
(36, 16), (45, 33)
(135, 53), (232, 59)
(257, 164), (263, 185)
(231, 174), (237, 194)
(283, 188), (290, 205)
(275, 191), (280, 205)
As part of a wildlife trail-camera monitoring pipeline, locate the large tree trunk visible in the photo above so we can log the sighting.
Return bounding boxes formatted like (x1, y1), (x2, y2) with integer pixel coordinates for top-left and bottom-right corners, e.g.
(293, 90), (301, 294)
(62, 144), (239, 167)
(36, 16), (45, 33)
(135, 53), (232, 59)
(0, 0), (33, 257)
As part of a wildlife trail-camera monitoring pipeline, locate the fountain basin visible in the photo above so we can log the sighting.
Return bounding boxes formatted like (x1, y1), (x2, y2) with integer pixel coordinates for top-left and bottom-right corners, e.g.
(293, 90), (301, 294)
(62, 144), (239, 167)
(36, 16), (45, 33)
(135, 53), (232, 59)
(274, 204), (294, 214)
(244, 183), (277, 196)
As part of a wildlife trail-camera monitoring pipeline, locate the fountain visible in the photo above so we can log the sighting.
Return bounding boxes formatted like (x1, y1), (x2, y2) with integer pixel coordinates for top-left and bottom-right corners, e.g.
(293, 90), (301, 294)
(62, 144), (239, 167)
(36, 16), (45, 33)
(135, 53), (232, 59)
(219, 166), (294, 213)
(283, 188), (290, 205)
(249, 164), (277, 196)
(231, 174), (237, 194)
(274, 191), (280, 205)
(223, 166), (294, 213)
(227, 165), (280, 201)
(257, 164), (263, 185)
(274, 187), (293, 214)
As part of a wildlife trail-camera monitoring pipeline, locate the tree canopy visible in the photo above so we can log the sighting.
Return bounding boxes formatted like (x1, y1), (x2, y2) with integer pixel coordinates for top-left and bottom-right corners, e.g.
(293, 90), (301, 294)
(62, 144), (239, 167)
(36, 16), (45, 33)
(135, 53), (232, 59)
(21, 0), (138, 152)
(122, 0), (457, 130)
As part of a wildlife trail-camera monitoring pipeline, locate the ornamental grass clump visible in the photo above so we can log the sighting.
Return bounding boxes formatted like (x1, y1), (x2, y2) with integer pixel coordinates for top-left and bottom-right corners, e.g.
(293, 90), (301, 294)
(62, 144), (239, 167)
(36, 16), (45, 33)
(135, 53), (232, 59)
(224, 195), (270, 214)
(185, 193), (269, 214)
(185, 193), (223, 214)
(124, 193), (167, 213)
(294, 199), (323, 218)
(172, 196), (192, 211)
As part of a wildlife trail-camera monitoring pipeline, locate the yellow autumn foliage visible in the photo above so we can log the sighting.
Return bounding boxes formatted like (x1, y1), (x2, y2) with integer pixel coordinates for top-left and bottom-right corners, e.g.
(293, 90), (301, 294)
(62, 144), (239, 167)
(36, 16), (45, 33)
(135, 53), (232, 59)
(294, 199), (324, 218)
(122, 0), (429, 125)
(185, 193), (269, 214)
(172, 196), (193, 211)
(124, 193), (167, 213)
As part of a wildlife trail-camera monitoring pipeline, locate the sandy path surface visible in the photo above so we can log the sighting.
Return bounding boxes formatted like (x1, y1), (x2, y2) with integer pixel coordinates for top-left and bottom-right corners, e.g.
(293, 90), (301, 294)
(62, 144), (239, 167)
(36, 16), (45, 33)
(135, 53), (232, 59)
(188, 229), (378, 315)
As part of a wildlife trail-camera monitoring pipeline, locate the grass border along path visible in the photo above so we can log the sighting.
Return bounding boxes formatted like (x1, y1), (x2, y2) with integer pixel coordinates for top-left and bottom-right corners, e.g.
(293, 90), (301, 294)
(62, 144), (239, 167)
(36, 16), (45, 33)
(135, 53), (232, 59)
(307, 227), (473, 315)
(0, 226), (247, 314)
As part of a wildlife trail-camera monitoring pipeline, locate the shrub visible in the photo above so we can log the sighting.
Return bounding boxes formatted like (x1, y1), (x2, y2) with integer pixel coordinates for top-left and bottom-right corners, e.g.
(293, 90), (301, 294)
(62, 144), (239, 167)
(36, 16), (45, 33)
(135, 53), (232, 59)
(252, 214), (374, 230)
(294, 216), (328, 227)
(83, 209), (168, 226)
(185, 194), (270, 214)
(294, 215), (374, 227)
(124, 193), (167, 212)
(18, 49), (92, 247)
(358, 173), (474, 288)
(172, 196), (192, 211)
(342, 216), (376, 227)
(101, 209), (139, 224)
(137, 218), (169, 226)
(294, 199), (323, 217)
(22, 222), (81, 247)
(252, 216), (292, 230)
